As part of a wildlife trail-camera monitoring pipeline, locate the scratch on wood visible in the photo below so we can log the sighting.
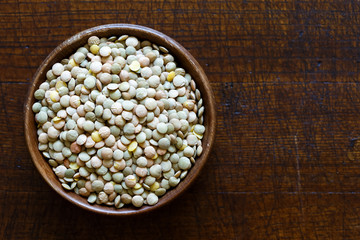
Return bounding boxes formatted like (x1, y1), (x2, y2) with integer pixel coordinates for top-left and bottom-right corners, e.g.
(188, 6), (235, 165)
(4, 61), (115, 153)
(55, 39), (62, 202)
(294, 134), (302, 194)
(294, 134), (304, 237)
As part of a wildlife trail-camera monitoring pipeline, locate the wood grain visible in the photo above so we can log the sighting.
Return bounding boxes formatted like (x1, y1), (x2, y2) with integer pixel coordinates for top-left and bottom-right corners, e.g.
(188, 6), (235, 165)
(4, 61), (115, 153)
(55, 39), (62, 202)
(2, 0), (360, 238)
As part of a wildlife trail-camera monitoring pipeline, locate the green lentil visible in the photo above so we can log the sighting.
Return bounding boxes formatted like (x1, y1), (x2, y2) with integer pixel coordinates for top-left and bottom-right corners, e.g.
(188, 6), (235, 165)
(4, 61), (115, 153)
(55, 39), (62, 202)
(155, 188), (166, 196)
(85, 112), (96, 121)
(48, 159), (58, 167)
(103, 99), (114, 109)
(103, 172), (112, 181)
(132, 195), (143, 208)
(113, 149), (124, 160)
(53, 140), (64, 152)
(95, 105), (104, 117)
(123, 123), (135, 135)
(109, 90), (121, 100)
(32, 102), (42, 113)
(34, 89), (45, 100)
(163, 169), (174, 179)
(83, 120), (95, 132)
(84, 76), (96, 89)
(178, 157), (191, 170)
(87, 193), (97, 203)
(65, 169), (75, 178)
(114, 184), (123, 194)
(169, 176), (180, 187)
(146, 193), (159, 205)
(79, 152), (90, 161)
(160, 179), (170, 189)
(136, 132), (146, 143)
(136, 157), (147, 168)
(158, 138), (170, 149)
(62, 147), (72, 158)
(102, 109), (112, 120)
(96, 165), (108, 176)
(68, 154), (77, 162)
(194, 124), (206, 135)
(74, 52), (85, 64)
(58, 87), (69, 96)
(110, 126), (121, 137)
(92, 180), (104, 192)
(36, 111), (48, 124)
(66, 130), (78, 142)
(113, 172), (124, 183)
(78, 167), (89, 177)
(156, 122), (168, 134)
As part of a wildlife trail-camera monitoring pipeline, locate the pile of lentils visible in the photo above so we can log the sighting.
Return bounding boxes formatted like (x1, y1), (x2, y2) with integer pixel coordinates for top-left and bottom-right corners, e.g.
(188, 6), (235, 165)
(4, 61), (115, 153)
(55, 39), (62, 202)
(32, 35), (205, 208)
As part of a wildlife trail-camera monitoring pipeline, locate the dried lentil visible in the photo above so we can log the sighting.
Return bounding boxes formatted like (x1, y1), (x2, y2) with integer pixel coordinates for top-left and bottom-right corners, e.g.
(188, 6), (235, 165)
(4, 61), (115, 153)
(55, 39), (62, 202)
(32, 34), (206, 209)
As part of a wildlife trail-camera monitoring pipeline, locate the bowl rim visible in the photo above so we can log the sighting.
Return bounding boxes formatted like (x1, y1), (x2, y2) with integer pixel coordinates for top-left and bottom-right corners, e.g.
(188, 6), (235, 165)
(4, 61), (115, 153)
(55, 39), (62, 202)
(24, 23), (216, 216)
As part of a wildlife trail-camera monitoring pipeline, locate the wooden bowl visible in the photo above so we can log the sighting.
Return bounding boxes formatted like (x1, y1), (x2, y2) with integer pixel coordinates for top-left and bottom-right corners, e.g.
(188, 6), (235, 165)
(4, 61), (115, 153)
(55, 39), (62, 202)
(24, 24), (216, 215)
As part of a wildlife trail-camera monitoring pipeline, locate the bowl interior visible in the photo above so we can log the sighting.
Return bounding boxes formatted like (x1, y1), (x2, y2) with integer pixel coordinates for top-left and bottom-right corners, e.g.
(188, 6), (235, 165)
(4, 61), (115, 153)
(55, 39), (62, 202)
(24, 24), (216, 215)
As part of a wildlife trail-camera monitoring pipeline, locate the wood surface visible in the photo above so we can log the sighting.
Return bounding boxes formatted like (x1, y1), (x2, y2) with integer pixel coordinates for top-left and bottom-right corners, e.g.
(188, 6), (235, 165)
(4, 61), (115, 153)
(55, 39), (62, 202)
(1, 0), (360, 239)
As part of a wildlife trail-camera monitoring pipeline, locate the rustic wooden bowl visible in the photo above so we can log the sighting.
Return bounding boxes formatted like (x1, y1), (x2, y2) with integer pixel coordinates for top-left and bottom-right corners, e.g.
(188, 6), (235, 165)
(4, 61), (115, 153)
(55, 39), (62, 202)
(24, 24), (216, 215)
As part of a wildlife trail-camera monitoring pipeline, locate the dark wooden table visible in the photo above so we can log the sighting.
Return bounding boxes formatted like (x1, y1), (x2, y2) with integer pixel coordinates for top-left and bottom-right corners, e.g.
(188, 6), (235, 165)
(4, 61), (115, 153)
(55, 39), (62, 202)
(1, 0), (360, 239)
